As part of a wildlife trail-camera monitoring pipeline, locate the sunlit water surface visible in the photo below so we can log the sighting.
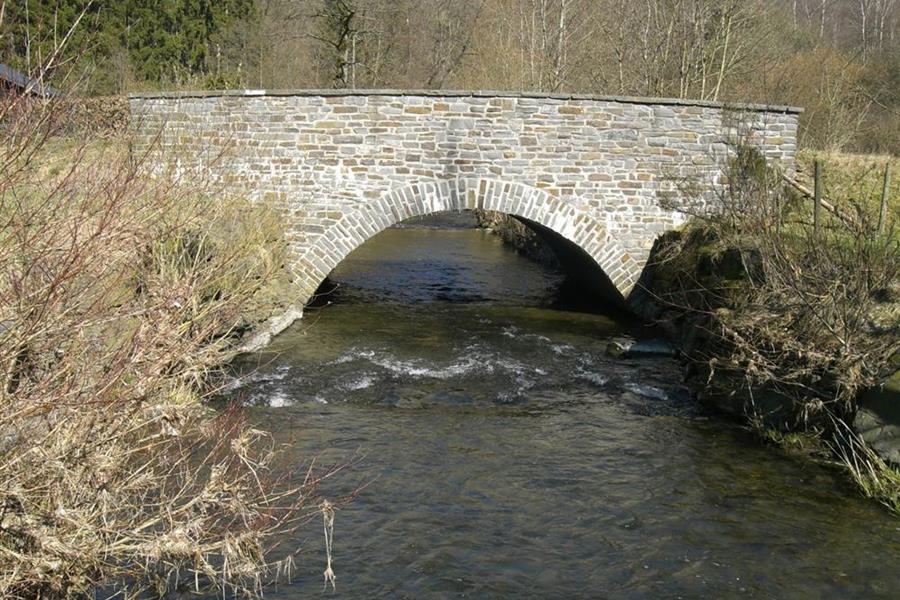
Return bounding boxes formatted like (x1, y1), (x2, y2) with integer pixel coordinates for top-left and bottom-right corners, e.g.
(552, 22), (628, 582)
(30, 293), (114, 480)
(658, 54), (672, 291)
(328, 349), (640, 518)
(224, 218), (900, 599)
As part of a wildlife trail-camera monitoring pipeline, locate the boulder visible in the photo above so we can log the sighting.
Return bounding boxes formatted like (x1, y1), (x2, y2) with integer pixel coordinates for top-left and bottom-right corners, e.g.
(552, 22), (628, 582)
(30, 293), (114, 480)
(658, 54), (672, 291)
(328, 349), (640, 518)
(854, 368), (900, 466)
(237, 305), (304, 354)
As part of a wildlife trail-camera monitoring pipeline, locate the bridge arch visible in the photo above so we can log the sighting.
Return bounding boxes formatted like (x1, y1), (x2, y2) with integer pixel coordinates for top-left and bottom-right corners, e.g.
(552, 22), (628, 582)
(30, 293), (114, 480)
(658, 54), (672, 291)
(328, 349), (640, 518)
(293, 178), (642, 305)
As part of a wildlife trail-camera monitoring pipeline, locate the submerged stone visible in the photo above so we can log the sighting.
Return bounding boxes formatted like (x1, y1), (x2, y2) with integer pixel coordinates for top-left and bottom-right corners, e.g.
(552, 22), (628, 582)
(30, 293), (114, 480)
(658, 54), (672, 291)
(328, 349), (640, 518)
(606, 338), (679, 359)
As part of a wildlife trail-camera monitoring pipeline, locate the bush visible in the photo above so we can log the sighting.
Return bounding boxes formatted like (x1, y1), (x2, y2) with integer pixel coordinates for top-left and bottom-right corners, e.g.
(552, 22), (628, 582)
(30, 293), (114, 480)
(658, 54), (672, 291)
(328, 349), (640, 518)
(0, 93), (340, 598)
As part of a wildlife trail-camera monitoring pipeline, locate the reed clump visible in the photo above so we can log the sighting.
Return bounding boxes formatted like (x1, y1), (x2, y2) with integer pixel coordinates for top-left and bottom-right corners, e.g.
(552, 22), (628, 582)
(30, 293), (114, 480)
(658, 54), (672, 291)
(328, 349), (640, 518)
(0, 93), (339, 599)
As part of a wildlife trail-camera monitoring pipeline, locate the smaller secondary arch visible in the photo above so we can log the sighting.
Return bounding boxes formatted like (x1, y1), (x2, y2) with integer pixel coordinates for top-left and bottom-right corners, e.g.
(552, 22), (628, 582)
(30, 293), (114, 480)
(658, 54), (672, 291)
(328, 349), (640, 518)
(291, 178), (641, 305)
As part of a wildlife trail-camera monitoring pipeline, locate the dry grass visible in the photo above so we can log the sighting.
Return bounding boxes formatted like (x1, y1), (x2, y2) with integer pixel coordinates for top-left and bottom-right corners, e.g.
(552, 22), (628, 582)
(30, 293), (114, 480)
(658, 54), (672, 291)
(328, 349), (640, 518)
(829, 420), (900, 513)
(0, 94), (348, 598)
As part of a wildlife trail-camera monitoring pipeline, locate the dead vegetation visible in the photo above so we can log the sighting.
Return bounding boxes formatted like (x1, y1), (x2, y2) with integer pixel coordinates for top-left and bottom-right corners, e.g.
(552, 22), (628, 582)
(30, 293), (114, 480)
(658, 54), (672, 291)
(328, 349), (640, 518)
(642, 143), (900, 508)
(830, 419), (900, 513)
(0, 92), (347, 598)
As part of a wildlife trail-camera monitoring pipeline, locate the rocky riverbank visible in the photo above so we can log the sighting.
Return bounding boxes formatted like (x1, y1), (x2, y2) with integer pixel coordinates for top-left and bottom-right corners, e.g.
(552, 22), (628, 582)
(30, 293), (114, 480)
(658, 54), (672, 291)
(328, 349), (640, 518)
(473, 210), (560, 268)
(635, 226), (900, 514)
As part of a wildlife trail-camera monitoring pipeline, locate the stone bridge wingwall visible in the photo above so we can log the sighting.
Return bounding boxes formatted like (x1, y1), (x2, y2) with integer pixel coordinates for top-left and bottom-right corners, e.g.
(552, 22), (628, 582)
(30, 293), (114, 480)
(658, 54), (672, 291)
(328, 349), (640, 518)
(128, 90), (800, 304)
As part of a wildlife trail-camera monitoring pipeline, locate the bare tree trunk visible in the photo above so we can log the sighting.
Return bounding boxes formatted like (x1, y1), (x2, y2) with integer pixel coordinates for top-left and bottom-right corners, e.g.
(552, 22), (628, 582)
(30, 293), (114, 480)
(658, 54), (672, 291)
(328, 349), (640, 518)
(24, 0), (32, 73)
(859, 0), (870, 60)
(713, 11), (733, 101)
(539, 0), (548, 90)
(552, 0), (567, 91)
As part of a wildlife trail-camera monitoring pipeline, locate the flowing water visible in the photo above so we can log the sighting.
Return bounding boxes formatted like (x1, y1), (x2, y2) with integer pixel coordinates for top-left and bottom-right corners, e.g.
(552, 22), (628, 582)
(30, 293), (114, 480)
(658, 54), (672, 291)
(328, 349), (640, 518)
(225, 215), (900, 599)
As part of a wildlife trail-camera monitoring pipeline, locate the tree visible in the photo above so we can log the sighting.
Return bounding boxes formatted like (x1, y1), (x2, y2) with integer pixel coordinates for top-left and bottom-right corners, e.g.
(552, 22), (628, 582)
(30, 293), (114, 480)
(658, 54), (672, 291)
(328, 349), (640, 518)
(1, 0), (255, 93)
(120, 0), (254, 87)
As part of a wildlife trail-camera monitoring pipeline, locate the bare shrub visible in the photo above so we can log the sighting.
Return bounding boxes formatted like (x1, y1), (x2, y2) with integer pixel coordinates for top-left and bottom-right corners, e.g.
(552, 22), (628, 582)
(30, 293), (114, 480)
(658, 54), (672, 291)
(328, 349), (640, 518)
(652, 143), (899, 429)
(0, 91), (346, 599)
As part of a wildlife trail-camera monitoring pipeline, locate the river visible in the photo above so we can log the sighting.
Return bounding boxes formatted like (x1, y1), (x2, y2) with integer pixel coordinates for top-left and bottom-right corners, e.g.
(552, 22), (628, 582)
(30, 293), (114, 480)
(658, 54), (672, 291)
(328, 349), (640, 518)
(224, 214), (900, 599)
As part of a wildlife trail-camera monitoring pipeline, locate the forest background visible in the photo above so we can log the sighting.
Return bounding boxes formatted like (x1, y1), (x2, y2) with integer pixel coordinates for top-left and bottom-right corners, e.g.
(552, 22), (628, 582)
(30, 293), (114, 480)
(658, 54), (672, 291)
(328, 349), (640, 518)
(3, 0), (900, 154)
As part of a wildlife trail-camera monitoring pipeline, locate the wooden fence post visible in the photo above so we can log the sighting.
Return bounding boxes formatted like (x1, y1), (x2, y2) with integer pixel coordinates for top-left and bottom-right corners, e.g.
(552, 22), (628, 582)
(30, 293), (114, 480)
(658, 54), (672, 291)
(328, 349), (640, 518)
(879, 163), (891, 235)
(814, 159), (822, 236)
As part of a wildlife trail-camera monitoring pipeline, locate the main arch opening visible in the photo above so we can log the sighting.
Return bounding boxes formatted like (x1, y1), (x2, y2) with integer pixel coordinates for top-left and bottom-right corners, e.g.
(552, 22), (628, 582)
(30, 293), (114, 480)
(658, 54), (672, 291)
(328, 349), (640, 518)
(309, 209), (626, 312)
(289, 179), (643, 308)
(266, 204), (667, 411)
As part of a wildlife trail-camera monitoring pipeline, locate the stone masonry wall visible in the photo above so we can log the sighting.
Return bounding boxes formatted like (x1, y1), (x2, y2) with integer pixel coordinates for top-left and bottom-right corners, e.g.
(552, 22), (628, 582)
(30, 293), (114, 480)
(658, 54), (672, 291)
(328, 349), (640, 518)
(128, 90), (800, 303)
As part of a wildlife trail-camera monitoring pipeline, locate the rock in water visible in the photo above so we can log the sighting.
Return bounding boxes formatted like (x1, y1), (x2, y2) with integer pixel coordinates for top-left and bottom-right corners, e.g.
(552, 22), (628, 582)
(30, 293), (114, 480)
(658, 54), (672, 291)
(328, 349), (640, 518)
(605, 340), (630, 358)
(854, 368), (900, 466)
(606, 339), (679, 359)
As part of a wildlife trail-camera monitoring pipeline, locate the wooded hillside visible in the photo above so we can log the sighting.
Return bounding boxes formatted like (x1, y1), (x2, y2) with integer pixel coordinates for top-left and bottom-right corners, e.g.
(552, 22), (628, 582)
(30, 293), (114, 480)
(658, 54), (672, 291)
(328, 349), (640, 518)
(3, 0), (900, 153)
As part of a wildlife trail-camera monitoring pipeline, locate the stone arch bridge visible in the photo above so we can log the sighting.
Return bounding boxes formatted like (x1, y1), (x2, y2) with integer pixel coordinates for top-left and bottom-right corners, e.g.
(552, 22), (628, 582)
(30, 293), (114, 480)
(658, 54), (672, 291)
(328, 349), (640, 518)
(129, 90), (800, 306)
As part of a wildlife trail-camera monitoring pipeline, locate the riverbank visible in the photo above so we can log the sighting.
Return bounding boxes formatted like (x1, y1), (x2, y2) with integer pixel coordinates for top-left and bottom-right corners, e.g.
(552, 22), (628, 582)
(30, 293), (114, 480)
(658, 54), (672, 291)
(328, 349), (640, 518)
(631, 222), (899, 510)
(478, 150), (900, 512)
(640, 147), (900, 512)
(473, 209), (561, 268)
(0, 101), (323, 597)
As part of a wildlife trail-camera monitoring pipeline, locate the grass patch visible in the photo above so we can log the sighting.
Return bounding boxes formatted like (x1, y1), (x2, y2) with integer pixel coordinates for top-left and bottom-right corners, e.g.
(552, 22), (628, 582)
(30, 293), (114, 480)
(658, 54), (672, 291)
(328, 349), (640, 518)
(797, 149), (900, 223)
(757, 426), (826, 456)
(830, 421), (900, 514)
